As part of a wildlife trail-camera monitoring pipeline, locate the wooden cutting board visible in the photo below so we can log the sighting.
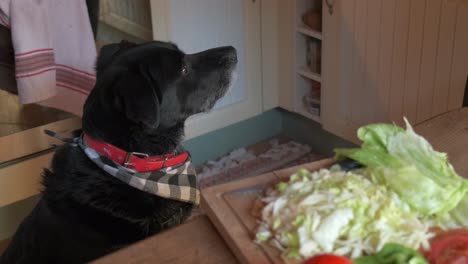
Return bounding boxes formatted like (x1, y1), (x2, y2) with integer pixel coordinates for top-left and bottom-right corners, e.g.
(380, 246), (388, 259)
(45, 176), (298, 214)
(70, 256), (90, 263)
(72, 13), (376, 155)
(202, 108), (468, 263)
(201, 158), (336, 264)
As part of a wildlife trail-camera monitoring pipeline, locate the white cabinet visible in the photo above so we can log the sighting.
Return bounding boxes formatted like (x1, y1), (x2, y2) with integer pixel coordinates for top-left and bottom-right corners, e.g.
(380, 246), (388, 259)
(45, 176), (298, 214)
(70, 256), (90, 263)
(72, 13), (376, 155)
(150, 0), (262, 140)
(99, 0), (153, 41)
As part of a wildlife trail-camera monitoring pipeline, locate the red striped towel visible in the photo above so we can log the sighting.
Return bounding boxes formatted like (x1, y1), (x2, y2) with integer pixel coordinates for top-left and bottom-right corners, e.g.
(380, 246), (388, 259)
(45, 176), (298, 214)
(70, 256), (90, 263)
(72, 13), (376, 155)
(0, 0), (96, 117)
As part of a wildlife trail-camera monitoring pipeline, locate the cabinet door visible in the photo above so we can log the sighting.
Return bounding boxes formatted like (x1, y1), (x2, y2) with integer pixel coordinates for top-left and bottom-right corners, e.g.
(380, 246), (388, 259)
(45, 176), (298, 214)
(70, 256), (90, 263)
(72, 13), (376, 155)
(321, 0), (468, 143)
(99, 0), (153, 41)
(150, 0), (262, 139)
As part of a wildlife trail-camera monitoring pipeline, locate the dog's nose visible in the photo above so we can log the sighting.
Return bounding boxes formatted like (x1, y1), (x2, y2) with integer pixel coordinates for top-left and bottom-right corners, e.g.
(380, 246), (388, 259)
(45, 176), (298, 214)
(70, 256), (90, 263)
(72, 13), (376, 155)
(218, 46), (237, 66)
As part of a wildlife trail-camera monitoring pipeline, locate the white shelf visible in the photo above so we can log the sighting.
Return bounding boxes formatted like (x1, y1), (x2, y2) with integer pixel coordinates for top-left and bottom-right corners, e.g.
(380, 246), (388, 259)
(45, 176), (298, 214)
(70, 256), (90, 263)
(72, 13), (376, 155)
(298, 66), (321, 82)
(297, 25), (322, 40)
(304, 96), (321, 105)
(299, 108), (321, 123)
(294, 0), (323, 125)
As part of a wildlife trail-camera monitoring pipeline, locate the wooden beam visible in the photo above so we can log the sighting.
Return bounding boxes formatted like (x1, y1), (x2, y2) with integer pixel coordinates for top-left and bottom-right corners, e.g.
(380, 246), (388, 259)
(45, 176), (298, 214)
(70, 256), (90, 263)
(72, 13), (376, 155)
(0, 238), (10, 256)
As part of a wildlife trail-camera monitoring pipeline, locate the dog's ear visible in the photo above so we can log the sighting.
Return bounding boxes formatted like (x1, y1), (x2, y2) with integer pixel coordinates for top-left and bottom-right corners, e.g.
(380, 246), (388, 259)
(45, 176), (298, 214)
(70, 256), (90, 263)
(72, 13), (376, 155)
(113, 67), (161, 129)
(96, 40), (137, 74)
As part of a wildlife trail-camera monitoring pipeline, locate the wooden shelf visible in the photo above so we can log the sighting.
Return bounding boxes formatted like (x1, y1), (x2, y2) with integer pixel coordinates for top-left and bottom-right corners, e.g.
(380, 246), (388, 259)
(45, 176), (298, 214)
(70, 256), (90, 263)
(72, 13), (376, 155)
(297, 25), (322, 40)
(298, 66), (321, 82)
(294, 0), (323, 125)
(304, 96), (321, 105)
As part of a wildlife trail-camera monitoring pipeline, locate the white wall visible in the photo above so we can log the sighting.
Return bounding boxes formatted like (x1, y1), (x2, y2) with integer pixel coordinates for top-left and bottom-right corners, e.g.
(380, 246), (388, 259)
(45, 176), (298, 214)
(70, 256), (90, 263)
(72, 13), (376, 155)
(167, 0), (247, 110)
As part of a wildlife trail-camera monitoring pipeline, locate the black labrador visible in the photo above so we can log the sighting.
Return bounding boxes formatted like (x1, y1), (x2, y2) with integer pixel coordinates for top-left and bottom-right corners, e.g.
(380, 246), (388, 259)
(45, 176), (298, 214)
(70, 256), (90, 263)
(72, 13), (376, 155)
(0, 41), (237, 264)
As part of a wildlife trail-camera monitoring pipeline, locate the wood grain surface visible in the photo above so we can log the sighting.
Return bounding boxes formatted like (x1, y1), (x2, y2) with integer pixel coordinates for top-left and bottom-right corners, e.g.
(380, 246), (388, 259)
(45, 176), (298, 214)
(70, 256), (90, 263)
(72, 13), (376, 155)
(93, 215), (238, 264)
(414, 107), (468, 178)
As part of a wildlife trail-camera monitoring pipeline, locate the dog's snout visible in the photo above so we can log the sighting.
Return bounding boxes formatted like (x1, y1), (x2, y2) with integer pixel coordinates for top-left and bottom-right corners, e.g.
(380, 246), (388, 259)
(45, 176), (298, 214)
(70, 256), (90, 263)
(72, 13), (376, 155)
(189, 46), (238, 67)
(217, 46), (237, 66)
(221, 52), (237, 65)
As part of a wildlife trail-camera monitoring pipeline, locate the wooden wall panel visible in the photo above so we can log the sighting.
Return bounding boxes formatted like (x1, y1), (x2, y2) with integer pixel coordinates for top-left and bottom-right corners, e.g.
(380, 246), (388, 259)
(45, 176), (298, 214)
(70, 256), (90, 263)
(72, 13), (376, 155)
(322, 0), (467, 142)
(375, 0), (396, 122)
(448, 3), (468, 111)
(365, 0), (382, 123)
(417, 0), (442, 122)
(336, 0), (355, 120)
(431, 1), (458, 116)
(322, 0), (361, 143)
(403, 0), (426, 123)
(389, 0), (411, 125)
(350, 0), (368, 125)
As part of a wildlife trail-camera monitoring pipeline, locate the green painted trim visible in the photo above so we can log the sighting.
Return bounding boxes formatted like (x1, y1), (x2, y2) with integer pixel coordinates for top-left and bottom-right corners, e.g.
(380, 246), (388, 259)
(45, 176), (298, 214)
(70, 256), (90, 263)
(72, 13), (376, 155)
(183, 107), (355, 165)
(280, 109), (356, 156)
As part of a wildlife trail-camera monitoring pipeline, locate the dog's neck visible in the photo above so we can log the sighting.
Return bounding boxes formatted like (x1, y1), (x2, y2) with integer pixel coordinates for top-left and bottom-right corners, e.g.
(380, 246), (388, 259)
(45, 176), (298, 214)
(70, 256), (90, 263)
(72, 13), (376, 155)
(125, 124), (185, 155)
(82, 102), (185, 156)
(85, 124), (185, 156)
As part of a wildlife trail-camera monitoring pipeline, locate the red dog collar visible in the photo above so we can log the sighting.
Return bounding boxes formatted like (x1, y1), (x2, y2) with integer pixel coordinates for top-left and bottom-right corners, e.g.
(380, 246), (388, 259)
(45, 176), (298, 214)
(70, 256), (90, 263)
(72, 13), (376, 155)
(83, 134), (189, 172)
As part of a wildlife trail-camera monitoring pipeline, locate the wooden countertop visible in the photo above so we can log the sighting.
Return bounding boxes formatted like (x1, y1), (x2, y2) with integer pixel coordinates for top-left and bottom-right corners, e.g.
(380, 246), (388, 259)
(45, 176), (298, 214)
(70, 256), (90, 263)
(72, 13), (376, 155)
(93, 215), (238, 264)
(94, 107), (468, 263)
(415, 107), (468, 177)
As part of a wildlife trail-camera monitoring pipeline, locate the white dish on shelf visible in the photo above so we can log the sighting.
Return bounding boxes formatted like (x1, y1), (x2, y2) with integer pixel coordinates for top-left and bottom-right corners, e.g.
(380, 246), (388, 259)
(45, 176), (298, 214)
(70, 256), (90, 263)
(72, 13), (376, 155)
(297, 24), (322, 40)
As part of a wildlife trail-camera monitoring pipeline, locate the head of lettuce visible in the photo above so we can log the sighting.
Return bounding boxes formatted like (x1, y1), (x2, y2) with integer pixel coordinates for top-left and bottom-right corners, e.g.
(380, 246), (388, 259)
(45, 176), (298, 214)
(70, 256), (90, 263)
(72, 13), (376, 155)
(335, 118), (468, 227)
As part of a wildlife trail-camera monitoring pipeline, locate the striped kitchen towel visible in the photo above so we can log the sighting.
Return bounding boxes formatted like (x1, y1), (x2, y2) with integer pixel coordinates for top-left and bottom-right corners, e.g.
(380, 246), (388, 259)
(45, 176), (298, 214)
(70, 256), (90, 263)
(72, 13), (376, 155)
(0, 0), (97, 116)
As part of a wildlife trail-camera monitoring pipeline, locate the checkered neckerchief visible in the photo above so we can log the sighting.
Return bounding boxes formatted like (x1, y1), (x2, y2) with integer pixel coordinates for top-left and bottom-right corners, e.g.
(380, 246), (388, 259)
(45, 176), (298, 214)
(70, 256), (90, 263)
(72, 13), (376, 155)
(76, 137), (200, 205)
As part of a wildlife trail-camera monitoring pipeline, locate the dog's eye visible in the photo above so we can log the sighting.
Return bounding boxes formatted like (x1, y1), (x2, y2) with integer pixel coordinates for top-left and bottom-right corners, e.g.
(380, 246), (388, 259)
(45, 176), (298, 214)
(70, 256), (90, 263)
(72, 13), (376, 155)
(181, 65), (188, 76)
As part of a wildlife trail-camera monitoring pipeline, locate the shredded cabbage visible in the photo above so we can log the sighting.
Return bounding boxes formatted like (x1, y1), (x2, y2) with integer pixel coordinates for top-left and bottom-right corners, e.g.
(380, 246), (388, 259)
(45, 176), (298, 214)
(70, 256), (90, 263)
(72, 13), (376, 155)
(255, 168), (434, 260)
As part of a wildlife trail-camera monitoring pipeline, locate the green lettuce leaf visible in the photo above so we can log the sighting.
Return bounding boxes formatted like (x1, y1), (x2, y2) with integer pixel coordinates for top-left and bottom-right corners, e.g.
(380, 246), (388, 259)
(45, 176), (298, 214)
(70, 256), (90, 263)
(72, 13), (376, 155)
(354, 243), (428, 264)
(450, 195), (468, 226)
(335, 118), (468, 222)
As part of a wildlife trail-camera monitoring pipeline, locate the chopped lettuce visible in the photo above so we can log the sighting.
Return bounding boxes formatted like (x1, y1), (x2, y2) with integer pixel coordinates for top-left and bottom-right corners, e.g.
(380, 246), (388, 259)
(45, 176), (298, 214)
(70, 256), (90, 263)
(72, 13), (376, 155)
(335, 118), (468, 223)
(255, 169), (434, 260)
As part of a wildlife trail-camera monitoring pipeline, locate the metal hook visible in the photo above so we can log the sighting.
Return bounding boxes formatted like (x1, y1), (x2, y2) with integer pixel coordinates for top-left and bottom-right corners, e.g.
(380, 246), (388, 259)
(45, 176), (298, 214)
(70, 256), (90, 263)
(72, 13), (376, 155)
(325, 0), (334, 15)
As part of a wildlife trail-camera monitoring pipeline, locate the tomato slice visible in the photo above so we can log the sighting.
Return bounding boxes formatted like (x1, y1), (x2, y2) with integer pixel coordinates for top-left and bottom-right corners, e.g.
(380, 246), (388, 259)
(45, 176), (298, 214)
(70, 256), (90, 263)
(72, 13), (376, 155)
(425, 229), (468, 264)
(303, 254), (353, 264)
(433, 252), (468, 264)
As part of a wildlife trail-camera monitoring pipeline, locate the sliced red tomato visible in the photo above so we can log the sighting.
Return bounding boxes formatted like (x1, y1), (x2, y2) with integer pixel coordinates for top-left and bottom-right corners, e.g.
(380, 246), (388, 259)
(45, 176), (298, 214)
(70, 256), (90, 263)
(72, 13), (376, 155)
(425, 229), (468, 264)
(303, 254), (353, 264)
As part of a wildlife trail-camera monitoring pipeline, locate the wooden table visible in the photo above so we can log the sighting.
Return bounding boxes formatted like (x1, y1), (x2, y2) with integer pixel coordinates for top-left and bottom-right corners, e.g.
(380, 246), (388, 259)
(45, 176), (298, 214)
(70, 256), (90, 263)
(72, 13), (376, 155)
(414, 107), (468, 177)
(95, 108), (468, 263)
(92, 215), (238, 264)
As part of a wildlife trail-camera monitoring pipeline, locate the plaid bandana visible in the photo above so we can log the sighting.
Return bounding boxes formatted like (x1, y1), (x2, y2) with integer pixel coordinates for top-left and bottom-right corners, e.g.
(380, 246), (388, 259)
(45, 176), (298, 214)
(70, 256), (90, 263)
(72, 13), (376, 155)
(45, 130), (200, 205)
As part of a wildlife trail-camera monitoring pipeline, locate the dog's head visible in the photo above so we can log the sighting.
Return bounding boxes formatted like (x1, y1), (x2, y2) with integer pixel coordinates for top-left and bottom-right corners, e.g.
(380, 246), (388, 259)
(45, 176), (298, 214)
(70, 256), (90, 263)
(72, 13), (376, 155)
(83, 40), (237, 141)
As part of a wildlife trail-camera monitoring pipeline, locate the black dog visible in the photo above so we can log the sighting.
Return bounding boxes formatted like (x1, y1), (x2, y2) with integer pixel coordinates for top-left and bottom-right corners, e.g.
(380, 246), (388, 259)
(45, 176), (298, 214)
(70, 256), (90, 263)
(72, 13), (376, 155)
(0, 41), (237, 264)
